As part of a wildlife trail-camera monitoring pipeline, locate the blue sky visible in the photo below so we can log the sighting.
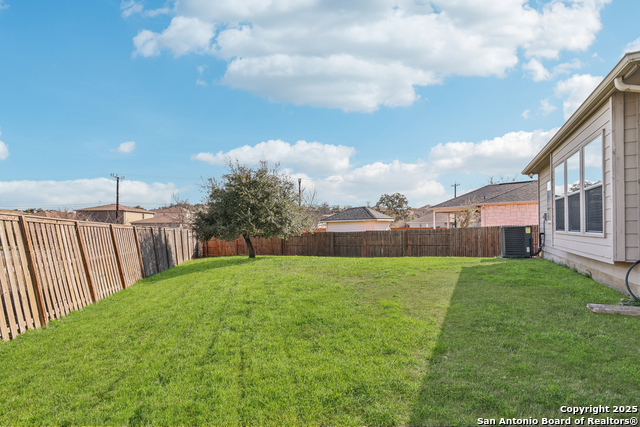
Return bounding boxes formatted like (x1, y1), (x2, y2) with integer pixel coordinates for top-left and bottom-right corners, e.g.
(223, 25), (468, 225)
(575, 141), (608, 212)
(1, 0), (639, 210)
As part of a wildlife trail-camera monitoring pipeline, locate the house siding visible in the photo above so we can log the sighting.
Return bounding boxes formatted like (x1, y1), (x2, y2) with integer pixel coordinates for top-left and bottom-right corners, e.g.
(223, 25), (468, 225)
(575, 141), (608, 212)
(624, 91), (639, 261)
(547, 100), (614, 263)
(326, 221), (391, 232)
(537, 95), (640, 296)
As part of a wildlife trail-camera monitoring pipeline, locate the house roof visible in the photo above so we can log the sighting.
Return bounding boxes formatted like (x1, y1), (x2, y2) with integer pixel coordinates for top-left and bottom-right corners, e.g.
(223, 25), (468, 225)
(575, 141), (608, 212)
(431, 180), (538, 210)
(76, 204), (149, 213)
(0, 209), (26, 216)
(130, 216), (185, 225)
(32, 210), (77, 219)
(323, 206), (393, 222)
(523, 50), (640, 175)
(407, 211), (450, 224)
(150, 206), (190, 214)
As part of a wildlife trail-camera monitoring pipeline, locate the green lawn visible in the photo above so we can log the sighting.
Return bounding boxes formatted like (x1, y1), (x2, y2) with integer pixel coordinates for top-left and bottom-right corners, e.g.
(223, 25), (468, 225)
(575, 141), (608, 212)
(0, 256), (638, 426)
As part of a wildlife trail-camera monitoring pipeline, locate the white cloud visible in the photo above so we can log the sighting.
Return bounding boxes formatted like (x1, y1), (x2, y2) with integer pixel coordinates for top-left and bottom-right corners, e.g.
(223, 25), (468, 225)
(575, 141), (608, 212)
(196, 79), (208, 87)
(192, 139), (356, 175)
(197, 64), (208, 74)
(523, 58), (582, 82)
(523, 59), (551, 82)
(121, 0), (172, 18)
(222, 55), (437, 112)
(540, 98), (557, 115)
(0, 1), (8, 10)
(113, 141), (136, 153)
(292, 162), (446, 206)
(555, 73), (603, 120)
(553, 59), (583, 76)
(133, 16), (215, 58)
(624, 37), (640, 55)
(428, 128), (558, 176)
(0, 128), (8, 160)
(192, 128), (558, 205)
(521, 109), (530, 119)
(0, 178), (180, 209)
(130, 0), (610, 112)
(121, 0), (143, 18)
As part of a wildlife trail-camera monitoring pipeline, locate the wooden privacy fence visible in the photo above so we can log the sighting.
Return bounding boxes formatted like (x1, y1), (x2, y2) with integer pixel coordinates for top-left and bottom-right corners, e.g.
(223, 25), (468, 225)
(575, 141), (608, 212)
(204, 225), (540, 259)
(0, 213), (198, 341)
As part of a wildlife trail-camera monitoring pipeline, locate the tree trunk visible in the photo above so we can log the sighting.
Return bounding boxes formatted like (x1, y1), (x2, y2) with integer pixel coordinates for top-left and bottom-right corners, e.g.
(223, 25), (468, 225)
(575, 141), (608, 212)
(243, 234), (256, 258)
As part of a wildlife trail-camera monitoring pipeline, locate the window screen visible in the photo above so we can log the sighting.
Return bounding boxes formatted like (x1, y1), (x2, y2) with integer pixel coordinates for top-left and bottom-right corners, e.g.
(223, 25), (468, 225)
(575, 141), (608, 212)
(568, 193), (580, 232)
(555, 198), (565, 231)
(585, 186), (603, 232)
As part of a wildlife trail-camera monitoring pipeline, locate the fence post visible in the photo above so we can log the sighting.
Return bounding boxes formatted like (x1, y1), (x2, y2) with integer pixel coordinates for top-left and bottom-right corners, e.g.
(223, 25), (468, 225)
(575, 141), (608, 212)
(132, 226), (146, 278)
(402, 230), (406, 257)
(18, 216), (48, 326)
(110, 224), (127, 289)
(164, 228), (171, 268)
(363, 232), (367, 258)
(74, 222), (97, 303)
(330, 232), (335, 257)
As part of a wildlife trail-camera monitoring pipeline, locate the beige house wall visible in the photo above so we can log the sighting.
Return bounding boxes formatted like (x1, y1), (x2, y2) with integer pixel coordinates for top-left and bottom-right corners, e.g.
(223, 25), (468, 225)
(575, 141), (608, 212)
(123, 211), (152, 224)
(537, 91), (640, 295)
(78, 210), (153, 225)
(326, 221), (392, 232)
(545, 99), (614, 263)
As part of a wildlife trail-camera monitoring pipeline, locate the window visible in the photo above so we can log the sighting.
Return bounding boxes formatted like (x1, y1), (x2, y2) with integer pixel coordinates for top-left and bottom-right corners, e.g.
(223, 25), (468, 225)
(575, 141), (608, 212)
(553, 134), (604, 235)
(583, 136), (603, 232)
(567, 152), (580, 232)
(554, 163), (565, 231)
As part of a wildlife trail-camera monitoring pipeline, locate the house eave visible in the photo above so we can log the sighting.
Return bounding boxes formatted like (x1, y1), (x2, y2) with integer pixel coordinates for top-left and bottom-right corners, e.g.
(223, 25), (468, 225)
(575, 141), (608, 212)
(523, 51), (640, 176)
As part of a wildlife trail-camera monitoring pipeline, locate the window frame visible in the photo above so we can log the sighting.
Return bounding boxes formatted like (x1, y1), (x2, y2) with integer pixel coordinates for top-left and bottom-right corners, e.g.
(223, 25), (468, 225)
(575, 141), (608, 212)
(552, 130), (605, 238)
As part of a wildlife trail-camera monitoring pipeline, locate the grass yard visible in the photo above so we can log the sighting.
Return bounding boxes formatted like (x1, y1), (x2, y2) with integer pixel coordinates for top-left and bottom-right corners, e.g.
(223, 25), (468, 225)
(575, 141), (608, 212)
(0, 256), (638, 426)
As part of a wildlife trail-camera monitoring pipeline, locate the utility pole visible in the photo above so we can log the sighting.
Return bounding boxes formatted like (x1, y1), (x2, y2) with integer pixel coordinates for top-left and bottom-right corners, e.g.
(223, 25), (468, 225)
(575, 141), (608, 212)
(111, 174), (125, 224)
(451, 182), (460, 228)
(298, 178), (302, 207)
(451, 182), (460, 198)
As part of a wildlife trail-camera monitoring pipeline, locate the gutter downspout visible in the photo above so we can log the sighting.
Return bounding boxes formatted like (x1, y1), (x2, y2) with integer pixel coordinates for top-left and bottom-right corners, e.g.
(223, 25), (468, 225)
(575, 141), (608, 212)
(614, 77), (640, 93)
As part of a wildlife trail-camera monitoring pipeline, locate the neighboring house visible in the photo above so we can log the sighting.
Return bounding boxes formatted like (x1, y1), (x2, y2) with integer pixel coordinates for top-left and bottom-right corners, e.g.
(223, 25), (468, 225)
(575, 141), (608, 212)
(32, 210), (77, 220)
(522, 50), (640, 296)
(0, 209), (26, 216)
(323, 207), (394, 232)
(411, 204), (432, 218)
(406, 210), (450, 228)
(131, 206), (193, 229)
(429, 181), (538, 228)
(76, 204), (153, 225)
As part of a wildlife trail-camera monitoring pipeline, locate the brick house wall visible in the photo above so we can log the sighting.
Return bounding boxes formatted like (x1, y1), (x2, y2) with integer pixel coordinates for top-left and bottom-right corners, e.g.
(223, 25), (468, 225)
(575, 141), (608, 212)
(481, 202), (538, 227)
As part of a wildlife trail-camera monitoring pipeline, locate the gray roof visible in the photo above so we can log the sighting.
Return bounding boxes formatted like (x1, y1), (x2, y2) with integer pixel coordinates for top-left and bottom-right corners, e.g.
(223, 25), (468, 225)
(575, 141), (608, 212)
(323, 206), (393, 222)
(431, 180), (538, 209)
(407, 211), (450, 224)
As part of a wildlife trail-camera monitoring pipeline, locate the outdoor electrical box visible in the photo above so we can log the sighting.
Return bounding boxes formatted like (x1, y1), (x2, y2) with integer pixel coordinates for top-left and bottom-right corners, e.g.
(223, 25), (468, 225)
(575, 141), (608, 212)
(501, 226), (533, 258)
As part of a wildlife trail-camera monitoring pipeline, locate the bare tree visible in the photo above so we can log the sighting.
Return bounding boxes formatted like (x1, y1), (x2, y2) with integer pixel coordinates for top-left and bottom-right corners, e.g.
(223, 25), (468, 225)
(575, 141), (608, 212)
(486, 175), (521, 185)
(169, 193), (194, 228)
(455, 198), (480, 228)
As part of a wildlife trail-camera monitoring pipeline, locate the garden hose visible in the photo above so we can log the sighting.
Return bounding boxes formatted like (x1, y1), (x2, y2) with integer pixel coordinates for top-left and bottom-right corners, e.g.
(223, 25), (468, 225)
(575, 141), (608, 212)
(624, 260), (640, 303)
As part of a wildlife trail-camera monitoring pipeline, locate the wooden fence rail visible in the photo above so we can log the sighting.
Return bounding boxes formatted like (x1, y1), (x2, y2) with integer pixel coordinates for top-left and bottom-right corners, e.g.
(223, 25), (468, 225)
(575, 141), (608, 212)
(204, 225), (540, 260)
(0, 213), (197, 341)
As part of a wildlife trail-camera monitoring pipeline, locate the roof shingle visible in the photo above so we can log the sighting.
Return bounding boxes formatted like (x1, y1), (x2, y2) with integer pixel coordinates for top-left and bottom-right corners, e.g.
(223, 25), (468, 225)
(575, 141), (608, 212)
(431, 180), (538, 209)
(323, 206), (393, 222)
